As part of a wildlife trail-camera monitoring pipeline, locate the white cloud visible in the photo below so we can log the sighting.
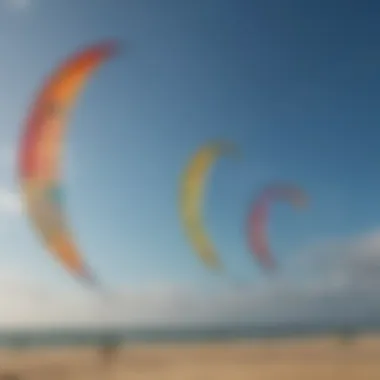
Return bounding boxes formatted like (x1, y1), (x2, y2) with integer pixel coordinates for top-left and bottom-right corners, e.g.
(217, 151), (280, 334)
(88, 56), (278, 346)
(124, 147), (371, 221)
(1, 228), (380, 329)
(0, 188), (21, 215)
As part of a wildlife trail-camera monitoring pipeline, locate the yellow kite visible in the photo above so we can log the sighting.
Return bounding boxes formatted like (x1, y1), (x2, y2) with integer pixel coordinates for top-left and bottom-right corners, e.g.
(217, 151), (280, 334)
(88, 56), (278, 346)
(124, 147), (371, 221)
(179, 142), (234, 270)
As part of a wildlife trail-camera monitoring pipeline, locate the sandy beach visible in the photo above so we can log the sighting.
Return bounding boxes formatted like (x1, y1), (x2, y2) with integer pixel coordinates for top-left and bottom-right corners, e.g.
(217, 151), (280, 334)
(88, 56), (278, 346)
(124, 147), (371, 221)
(0, 335), (379, 379)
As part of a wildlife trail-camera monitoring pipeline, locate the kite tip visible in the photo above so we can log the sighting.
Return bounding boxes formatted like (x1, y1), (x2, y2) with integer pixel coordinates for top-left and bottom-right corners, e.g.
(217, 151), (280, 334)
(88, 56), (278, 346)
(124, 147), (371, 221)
(213, 263), (224, 272)
(78, 266), (101, 291)
(292, 192), (309, 209)
(84, 39), (122, 59)
(214, 141), (240, 158)
(99, 38), (136, 57)
(262, 260), (277, 273)
(100, 39), (122, 56)
(205, 256), (223, 272)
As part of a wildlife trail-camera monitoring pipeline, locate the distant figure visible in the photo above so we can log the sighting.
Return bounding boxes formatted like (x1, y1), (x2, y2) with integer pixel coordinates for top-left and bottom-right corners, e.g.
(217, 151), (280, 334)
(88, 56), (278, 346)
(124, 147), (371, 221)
(338, 327), (357, 345)
(99, 334), (121, 367)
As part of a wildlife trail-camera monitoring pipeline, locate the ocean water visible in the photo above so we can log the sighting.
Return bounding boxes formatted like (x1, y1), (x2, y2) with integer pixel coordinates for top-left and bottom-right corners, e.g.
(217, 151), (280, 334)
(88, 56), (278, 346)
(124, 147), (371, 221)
(0, 322), (379, 348)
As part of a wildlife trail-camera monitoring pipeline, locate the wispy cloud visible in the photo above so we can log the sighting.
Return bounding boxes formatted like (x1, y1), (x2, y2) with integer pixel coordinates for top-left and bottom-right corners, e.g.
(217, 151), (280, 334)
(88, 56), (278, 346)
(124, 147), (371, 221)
(0, 227), (380, 328)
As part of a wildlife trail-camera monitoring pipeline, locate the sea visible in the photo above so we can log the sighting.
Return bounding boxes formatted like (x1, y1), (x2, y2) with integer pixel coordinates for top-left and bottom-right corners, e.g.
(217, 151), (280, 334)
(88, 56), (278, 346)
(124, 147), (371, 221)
(0, 321), (379, 348)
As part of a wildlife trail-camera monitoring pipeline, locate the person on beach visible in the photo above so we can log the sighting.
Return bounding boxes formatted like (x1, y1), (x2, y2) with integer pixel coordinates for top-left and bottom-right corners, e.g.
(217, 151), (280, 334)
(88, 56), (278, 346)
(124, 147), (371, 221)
(99, 333), (121, 367)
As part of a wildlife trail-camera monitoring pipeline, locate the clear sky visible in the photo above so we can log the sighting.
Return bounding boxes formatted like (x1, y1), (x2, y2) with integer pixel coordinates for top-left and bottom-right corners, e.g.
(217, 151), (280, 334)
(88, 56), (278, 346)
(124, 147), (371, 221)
(0, 0), (380, 328)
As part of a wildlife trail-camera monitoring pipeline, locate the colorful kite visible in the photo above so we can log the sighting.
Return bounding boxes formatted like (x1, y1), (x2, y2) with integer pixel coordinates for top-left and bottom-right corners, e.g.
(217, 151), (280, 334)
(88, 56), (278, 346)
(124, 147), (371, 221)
(18, 41), (119, 286)
(179, 141), (235, 270)
(247, 184), (308, 270)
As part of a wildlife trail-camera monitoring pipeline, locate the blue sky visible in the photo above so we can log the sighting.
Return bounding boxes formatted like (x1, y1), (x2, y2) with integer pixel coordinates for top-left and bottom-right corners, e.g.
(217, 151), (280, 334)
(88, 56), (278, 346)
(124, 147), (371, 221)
(1, 0), (380, 327)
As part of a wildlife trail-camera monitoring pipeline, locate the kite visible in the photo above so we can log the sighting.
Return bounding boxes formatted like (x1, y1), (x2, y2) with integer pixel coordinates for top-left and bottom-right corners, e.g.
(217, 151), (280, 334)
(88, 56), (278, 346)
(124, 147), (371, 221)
(247, 184), (308, 270)
(18, 41), (119, 287)
(179, 141), (235, 270)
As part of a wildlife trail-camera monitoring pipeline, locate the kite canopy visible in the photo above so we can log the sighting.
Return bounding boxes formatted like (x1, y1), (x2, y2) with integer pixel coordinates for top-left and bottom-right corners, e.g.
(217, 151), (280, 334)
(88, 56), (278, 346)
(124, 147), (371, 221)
(18, 41), (119, 286)
(179, 141), (235, 270)
(247, 184), (308, 270)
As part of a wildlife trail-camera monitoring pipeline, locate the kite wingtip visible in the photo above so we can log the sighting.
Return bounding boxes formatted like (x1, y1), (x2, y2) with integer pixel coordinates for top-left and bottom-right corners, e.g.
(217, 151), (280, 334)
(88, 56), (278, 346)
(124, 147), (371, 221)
(292, 192), (309, 209)
(100, 39), (122, 56)
(263, 260), (277, 273)
(99, 38), (136, 57)
(78, 267), (101, 290)
(84, 39), (122, 59)
(214, 141), (240, 159)
(203, 256), (223, 272)
(211, 261), (224, 273)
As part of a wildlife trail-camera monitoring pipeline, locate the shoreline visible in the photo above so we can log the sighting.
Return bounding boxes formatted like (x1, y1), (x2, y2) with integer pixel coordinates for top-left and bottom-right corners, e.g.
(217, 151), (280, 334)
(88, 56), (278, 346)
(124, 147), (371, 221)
(0, 335), (379, 379)
(0, 326), (374, 349)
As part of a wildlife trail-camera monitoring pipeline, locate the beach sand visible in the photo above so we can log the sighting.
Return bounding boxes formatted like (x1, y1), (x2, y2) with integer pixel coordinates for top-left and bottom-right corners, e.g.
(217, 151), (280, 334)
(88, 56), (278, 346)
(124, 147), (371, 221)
(0, 335), (379, 379)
